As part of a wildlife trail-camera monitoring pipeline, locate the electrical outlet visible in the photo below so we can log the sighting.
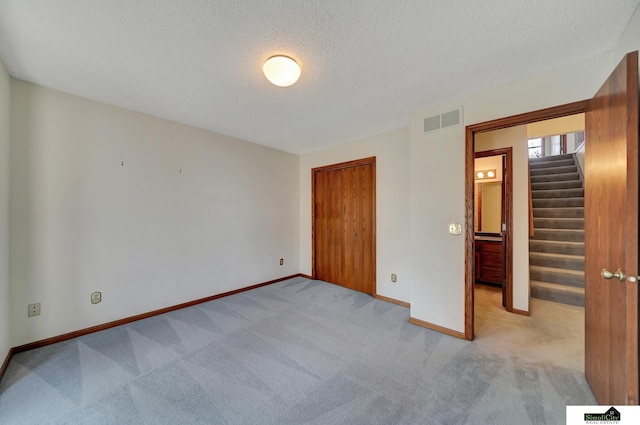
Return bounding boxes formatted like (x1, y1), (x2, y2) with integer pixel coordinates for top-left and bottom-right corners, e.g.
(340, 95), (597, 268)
(28, 303), (41, 317)
(391, 273), (397, 283)
(91, 291), (102, 304)
(280, 258), (284, 266)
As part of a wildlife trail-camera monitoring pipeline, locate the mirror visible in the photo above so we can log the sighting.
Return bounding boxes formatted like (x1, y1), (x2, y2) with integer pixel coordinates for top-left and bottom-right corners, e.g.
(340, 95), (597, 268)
(475, 182), (502, 234)
(474, 154), (503, 235)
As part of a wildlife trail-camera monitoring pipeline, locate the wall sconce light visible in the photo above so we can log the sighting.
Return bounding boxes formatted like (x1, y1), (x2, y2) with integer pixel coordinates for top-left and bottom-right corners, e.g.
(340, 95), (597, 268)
(475, 169), (496, 180)
(263, 55), (301, 87)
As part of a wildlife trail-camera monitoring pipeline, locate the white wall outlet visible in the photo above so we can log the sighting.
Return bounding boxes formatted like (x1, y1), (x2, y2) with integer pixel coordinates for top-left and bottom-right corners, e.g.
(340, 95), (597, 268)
(449, 223), (462, 235)
(91, 291), (102, 304)
(28, 303), (41, 317)
(391, 273), (397, 283)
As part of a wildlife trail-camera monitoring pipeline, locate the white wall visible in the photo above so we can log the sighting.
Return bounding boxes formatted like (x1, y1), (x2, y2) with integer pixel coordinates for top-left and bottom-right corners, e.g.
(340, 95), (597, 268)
(527, 114), (585, 140)
(0, 60), (10, 360)
(299, 127), (411, 303)
(408, 51), (614, 332)
(614, 3), (640, 65)
(9, 81), (300, 346)
(476, 126), (530, 311)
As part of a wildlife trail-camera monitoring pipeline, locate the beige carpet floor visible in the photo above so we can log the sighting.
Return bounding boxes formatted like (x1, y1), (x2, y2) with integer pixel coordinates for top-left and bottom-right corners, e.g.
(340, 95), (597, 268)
(474, 283), (584, 372)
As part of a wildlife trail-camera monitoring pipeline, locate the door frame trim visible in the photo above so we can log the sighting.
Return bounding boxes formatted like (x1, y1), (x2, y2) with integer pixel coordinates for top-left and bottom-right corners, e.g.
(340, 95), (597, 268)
(464, 100), (590, 340)
(311, 156), (377, 294)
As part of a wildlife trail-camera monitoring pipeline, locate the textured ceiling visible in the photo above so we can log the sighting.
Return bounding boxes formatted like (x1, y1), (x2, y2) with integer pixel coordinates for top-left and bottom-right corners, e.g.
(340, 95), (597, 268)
(0, 1), (638, 154)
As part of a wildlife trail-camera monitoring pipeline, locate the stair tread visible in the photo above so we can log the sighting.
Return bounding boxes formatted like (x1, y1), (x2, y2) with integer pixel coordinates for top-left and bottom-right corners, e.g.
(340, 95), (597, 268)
(535, 217), (584, 221)
(530, 165), (577, 172)
(531, 190), (583, 198)
(532, 197), (584, 201)
(530, 240), (584, 246)
(530, 280), (585, 294)
(529, 265), (584, 276)
(529, 252), (584, 260)
(535, 228), (584, 232)
(533, 207), (584, 211)
(530, 160), (576, 169)
(531, 182), (582, 189)
(530, 172), (579, 180)
(529, 154), (574, 163)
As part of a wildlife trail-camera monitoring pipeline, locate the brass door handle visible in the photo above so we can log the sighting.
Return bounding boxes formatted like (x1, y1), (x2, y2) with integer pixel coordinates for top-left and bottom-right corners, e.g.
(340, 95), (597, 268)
(602, 268), (626, 282)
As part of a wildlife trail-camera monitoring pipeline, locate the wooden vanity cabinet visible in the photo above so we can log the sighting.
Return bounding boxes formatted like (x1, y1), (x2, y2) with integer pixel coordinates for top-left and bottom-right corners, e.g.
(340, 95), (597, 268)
(475, 239), (504, 286)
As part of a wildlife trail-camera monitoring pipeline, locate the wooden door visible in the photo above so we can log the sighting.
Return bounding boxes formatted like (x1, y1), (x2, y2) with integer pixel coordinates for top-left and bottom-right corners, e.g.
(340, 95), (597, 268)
(312, 158), (376, 295)
(314, 168), (343, 284)
(314, 169), (330, 282)
(341, 164), (375, 294)
(584, 51), (639, 405)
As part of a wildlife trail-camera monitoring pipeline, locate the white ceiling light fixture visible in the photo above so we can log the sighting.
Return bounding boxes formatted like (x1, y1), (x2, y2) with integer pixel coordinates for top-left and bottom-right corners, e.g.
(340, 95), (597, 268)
(263, 55), (301, 87)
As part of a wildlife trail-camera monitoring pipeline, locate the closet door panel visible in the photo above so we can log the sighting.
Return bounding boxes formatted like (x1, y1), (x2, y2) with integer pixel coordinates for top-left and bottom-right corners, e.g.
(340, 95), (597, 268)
(314, 170), (330, 282)
(357, 164), (375, 294)
(342, 167), (358, 290)
(326, 168), (343, 284)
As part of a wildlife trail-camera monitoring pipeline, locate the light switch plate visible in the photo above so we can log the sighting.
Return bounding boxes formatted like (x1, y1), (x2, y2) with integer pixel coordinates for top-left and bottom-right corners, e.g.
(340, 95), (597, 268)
(449, 223), (462, 235)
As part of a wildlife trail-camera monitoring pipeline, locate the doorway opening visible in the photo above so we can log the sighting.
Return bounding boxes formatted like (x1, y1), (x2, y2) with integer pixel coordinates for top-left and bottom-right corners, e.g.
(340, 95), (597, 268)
(473, 149), (511, 311)
(464, 100), (590, 341)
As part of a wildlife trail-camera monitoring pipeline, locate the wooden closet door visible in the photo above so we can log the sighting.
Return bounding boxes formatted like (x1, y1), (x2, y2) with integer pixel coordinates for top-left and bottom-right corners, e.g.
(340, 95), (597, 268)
(355, 164), (374, 294)
(342, 166), (358, 290)
(312, 158), (375, 295)
(314, 169), (343, 284)
(342, 164), (374, 294)
(314, 170), (330, 282)
(325, 169), (343, 284)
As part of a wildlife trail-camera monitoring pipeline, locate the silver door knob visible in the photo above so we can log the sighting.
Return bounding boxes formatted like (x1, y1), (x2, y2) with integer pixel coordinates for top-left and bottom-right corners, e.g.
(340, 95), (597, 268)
(601, 268), (625, 282)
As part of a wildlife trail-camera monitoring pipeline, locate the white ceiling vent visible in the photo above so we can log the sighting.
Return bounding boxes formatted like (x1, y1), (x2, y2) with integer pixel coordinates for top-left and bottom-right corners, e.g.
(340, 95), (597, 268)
(423, 107), (463, 133)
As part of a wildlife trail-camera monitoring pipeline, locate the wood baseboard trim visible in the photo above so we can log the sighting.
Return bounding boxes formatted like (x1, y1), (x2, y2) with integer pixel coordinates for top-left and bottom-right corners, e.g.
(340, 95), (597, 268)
(509, 308), (530, 316)
(0, 347), (14, 382)
(299, 274), (313, 280)
(409, 317), (467, 340)
(374, 294), (410, 308)
(9, 274), (304, 359)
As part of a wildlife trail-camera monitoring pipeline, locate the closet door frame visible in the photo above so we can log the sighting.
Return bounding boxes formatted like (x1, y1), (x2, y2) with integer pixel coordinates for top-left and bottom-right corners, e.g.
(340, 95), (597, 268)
(311, 156), (376, 295)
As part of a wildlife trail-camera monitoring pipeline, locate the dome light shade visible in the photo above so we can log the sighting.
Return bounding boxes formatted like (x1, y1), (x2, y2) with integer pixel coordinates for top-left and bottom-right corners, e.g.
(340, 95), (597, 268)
(263, 55), (301, 87)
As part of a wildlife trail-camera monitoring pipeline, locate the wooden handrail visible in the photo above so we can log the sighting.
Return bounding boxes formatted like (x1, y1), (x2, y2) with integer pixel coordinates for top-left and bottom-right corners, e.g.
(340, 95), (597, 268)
(528, 161), (535, 239)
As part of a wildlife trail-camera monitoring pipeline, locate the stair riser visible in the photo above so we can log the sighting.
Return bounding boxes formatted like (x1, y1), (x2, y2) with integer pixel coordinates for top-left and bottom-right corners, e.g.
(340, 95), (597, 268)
(533, 218), (584, 229)
(529, 241), (585, 255)
(531, 181), (582, 190)
(530, 172), (580, 183)
(529, 255), (584, 271)
(534, 230), (584, 242)
(531, 285), (584, 306)
(533, 208), (584, 218)
(529, 269), (584, 287)
(532, 189), (584, 199)
(530, 165), (577, 176)
(533, 198), (584, 208)
(530, 159), (576, 169)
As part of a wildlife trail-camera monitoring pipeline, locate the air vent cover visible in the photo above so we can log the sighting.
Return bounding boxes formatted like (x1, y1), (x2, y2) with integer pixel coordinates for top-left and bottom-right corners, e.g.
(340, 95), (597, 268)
(423, 115), (441, 132)
(423, 107), (463, 133)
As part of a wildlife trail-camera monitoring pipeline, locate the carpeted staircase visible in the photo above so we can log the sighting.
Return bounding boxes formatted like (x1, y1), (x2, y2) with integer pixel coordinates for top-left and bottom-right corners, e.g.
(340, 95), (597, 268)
(529, 153), (585, 307)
